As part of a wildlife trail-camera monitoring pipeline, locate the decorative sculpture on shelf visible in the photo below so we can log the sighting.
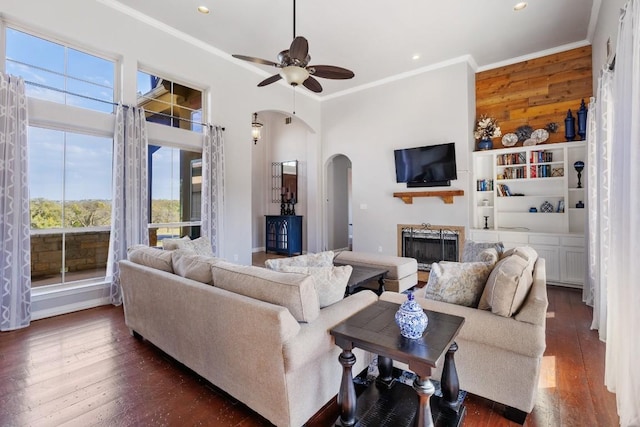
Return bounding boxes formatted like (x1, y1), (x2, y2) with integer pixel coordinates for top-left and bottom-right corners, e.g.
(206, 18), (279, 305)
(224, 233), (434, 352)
(565, 109), (576, 141)
(577, 99), (588, 140)
(280, 193), (297, 215)
(574, 161), (585, 188)
(483, 216), (490, 230)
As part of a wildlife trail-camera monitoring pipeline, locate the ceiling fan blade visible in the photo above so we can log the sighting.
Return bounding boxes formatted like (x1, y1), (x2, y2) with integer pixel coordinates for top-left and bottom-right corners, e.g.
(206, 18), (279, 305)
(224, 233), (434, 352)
(302, 76), (322, 93)
(309, 65), (355, 80)
(289, 36), (309, 63)
(232, 54), (279, 67)
(258, 74), (283, 87)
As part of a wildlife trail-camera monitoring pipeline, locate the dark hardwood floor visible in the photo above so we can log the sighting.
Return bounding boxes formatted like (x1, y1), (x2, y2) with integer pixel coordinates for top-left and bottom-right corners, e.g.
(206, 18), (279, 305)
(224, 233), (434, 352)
(0, 286), (618, 427)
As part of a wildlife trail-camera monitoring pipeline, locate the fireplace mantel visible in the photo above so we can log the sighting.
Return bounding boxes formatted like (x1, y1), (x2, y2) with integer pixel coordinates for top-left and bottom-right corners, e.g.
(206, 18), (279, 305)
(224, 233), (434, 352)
(393, 189), (464, 204)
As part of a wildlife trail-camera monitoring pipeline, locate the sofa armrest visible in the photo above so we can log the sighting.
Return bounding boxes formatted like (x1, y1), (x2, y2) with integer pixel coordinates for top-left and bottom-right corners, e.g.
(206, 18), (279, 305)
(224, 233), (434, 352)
(283, 290), (378, 372)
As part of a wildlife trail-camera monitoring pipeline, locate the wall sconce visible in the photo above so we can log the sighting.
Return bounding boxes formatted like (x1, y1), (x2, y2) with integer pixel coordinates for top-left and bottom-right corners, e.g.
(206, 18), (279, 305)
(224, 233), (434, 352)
(251, 112), (263, 144)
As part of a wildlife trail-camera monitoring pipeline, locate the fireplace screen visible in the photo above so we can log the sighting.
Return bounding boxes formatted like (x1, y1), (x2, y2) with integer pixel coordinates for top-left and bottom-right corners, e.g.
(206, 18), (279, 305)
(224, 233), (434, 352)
(401, 226), (460, 271)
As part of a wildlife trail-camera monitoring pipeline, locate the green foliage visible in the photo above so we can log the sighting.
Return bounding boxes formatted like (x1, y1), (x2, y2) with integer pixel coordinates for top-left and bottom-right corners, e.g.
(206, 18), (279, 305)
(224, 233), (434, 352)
(30, 198), (181, 229)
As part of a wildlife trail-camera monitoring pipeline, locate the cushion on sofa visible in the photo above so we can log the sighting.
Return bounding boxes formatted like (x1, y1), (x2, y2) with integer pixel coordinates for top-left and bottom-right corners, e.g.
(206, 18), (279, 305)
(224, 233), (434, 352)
(419, 261), (494, 307)
(476, 248), (499, 264)
(161, 235), (190, 250)
(478, 253), (533, 317)
(171, 249), (222, 285)
(211, 261), (320, 322)
(127, 245), (173, 272)
(265, 251), (335, 270)
(279, 265), (352, 308)
(462, 240), (505, 262)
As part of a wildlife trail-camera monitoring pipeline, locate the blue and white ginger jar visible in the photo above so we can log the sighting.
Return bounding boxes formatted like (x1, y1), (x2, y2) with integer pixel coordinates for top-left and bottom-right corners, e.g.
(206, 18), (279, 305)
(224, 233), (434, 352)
(395, 292), (428, 339)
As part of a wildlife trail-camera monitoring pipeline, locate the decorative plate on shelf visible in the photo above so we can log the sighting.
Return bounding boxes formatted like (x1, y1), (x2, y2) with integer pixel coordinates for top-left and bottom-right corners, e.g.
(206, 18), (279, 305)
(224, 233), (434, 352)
(501, 133), (518, 147)
(523, 138), (537, 146)
(531, 128), (550, 144)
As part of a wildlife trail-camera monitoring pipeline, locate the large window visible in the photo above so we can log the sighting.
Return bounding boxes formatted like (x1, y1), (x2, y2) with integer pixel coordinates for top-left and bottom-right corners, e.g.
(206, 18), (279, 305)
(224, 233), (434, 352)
(29, 127), (113, 287)
(148, 146), (202, 246)
(137, 70), (202, 131)
(5, 27), (115, 113)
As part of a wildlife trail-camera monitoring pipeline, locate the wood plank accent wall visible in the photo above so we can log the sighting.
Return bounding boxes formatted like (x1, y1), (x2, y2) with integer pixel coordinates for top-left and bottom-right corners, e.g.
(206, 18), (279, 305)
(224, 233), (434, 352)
(475, 46), (592, 148)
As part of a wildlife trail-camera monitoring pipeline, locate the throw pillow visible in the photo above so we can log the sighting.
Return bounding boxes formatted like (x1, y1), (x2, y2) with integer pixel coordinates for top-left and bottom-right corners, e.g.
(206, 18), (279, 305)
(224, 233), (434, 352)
(476, 248), (499, 265)
(421, 261), (494, 307)
(171, 249), (221, 285)
(462, 240), (505, 263)
(162, 236), (191, 251)
(265, 251), (335, 270)
(279, 265), (353, 308)
(211, 261), (320, 322)
(478, 254), (533, 317)
(127, 245), (173, 272)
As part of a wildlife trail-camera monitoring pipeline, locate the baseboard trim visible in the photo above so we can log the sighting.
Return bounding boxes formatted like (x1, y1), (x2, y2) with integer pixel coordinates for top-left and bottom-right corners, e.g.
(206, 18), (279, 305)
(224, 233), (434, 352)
(32, 297), (112, 321)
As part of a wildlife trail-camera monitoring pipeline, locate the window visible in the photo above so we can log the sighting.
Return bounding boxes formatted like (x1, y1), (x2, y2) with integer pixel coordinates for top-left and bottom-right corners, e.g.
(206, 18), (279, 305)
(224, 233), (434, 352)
(148, 146), (202, 246)
(5, 27), (115, 113)
(137, 70), (202, 132)
(29, 127), (113, 287)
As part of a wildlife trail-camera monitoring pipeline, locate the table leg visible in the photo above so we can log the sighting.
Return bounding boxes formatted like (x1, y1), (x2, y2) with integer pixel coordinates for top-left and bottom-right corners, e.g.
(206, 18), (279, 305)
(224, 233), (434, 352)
(377, 276), (386, 295)
(440, 342), (461, 415)
(413, 376), (436, 427)
(376, 355), (394, 388)
(337, 349), (357, 426)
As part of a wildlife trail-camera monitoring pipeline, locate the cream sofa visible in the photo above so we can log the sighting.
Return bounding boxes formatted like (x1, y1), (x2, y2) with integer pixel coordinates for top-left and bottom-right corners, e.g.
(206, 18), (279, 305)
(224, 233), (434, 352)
(380, 255), (548, 424)
(119, 248), (377, 427)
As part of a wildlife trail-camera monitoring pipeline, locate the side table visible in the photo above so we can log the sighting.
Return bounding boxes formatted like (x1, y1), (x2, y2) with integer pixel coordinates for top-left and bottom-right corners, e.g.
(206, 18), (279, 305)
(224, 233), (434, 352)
(330, 300), (466, 427)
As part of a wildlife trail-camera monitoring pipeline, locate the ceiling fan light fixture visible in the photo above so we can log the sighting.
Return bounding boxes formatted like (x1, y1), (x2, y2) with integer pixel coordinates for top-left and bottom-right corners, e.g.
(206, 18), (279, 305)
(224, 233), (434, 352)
(280, 66), (310, 86)
(197, 5), (210, 14)
(513, 2), (527, 11)
(251, 112), (263, 144)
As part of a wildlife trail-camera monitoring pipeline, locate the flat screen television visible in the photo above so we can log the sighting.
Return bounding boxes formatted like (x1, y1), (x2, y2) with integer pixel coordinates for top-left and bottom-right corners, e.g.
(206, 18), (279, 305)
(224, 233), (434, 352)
(394, 142), (457, 187)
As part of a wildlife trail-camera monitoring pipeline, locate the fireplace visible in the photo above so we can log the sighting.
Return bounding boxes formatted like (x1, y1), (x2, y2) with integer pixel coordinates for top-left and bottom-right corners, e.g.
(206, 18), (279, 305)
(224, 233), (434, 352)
(398, 224), (465, 272)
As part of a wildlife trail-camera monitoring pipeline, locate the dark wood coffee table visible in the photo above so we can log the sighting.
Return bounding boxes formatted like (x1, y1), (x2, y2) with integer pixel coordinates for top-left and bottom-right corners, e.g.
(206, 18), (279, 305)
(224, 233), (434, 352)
(334, 262), (388, 296)
(330, 300), (466, 427)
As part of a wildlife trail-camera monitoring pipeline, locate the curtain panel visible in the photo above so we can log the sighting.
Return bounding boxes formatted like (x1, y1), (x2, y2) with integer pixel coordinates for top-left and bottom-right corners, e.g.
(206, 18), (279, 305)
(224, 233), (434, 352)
(106, 105), (149, 305)
(0, 73), (31, 331)
(201, 125), (225, 256)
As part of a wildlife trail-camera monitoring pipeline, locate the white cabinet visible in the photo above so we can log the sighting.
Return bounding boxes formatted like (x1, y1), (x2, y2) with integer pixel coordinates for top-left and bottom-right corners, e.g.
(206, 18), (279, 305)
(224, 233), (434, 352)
(471, 142), (587, 288)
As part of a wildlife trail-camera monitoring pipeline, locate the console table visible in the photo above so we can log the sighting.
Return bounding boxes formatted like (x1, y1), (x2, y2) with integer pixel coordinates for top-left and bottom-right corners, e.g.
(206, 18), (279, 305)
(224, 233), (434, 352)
(265, 215), (302, 256)
(330, 301), (466, 427)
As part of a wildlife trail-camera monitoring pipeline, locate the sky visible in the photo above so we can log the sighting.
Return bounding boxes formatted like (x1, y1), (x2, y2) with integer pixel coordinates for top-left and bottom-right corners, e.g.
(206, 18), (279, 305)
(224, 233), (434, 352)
(8, 27), (183, 201)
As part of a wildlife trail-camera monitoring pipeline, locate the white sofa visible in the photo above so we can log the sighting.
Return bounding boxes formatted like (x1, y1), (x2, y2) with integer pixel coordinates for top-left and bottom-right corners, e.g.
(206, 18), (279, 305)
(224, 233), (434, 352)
(381, 252), (548, 424)
(119, 247), (377, 427)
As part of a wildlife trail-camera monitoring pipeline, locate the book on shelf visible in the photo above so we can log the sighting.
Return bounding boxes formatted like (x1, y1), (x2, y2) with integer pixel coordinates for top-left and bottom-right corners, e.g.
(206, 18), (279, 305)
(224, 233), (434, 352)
(497, 184), (511, 197)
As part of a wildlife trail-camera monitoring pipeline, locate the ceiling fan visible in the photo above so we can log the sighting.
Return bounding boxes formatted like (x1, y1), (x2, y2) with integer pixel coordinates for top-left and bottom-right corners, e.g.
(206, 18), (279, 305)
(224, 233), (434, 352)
(232, 0), (354, 93)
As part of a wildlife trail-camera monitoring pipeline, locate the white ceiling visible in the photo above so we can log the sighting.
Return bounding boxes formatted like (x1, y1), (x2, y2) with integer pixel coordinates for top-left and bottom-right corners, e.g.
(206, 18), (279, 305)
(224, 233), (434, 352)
(106, 0), (598, 98)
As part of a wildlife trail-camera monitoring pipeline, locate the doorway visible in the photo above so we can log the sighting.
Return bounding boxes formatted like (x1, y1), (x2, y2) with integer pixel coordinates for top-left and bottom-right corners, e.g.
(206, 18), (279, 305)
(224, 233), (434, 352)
(326, 154), (352, 251)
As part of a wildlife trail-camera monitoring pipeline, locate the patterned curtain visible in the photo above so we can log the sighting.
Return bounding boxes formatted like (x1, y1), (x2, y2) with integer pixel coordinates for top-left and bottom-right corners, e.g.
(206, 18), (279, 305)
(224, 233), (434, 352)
(200, 125), (225, 256)
(0, 73), (31, 331)
(584, 69), (613, 340)
(106, 105), (149, 305)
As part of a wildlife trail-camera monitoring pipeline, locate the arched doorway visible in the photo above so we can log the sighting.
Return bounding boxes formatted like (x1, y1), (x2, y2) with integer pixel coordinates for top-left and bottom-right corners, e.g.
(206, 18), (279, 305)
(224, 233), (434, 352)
(326, 154), (352, 251)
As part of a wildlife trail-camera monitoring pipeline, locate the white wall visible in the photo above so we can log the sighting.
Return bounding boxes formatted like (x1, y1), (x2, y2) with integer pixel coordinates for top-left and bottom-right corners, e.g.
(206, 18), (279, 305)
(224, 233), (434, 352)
(591, 0), (627, 92)
(321, 60), (476, 255)
(1, 0), (321, 265)
(327, 154), (351, 250)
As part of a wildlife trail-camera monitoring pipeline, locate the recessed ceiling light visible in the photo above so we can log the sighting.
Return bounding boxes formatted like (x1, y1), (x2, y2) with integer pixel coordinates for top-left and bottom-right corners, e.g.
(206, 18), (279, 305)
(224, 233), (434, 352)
(513, 2), (527, 11)
(412, 54), (421, 60)
(197, 5), (210, 14)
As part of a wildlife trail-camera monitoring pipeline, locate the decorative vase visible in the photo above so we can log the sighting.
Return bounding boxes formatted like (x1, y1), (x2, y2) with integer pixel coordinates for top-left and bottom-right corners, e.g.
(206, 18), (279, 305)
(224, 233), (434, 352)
(564, 109), (576, 141)
(574, 161), (584, 188)
(540, 200), (554, 213)
(395, 292), (428, 339)
(478, 138), (493, 151)
(577, 99), (588, 140)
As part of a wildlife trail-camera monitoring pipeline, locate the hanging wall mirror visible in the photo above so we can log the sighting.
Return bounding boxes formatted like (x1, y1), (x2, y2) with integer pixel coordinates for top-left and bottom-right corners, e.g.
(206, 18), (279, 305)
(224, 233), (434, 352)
(281, 160), (298, 203)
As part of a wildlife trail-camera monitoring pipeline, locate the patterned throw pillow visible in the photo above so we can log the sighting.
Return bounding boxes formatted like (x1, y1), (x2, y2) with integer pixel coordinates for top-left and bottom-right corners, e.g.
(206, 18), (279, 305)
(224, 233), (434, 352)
(422, 261), (494, 307)
(162, 236), (191, 251)
(279, 265), (352, 308)
(476, 248), (499, 265)
(162, 236), (214, 257)
(462, 241), (505, 263)
(265, 251), (335, 270)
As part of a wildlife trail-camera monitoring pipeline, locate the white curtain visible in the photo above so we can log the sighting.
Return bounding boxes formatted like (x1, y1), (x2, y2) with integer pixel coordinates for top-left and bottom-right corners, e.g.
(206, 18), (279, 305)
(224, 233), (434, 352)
(0, 73), (31, 331)
(584, 69), (614, 340)
(106, 105), (149, 305)
(200, 125), (225, 256)
(586, 1), (640, 425)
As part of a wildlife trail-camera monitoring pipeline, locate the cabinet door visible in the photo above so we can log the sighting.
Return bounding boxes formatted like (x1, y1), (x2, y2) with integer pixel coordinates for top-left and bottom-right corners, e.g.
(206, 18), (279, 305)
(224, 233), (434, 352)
(530, 245), (561, 283)
(560, 246), (585, 286)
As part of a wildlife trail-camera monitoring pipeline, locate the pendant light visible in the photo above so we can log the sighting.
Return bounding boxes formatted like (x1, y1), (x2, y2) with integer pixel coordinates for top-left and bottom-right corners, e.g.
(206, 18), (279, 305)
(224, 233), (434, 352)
(251, 112), (263, 144)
